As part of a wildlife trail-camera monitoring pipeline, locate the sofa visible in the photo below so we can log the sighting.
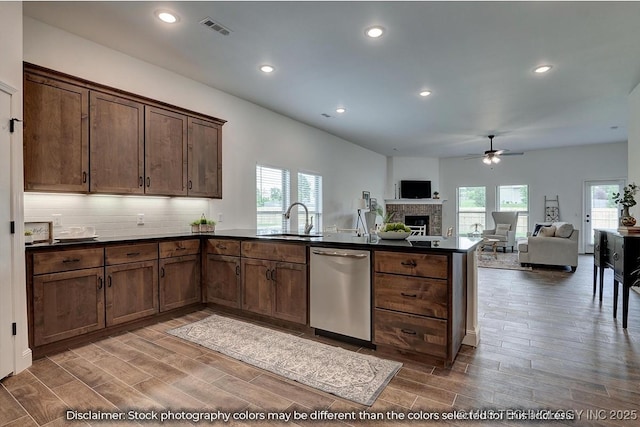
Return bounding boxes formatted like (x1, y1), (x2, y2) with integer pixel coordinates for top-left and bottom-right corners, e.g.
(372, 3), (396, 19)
(517, 222), (579, 271)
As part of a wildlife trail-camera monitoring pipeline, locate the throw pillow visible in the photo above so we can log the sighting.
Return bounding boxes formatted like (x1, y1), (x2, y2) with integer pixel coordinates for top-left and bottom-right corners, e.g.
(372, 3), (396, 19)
(532, 223), (551, 236)
(554, 223), (574, 238)
(495, 223), (511, 236)
(539, 225), (556, 237)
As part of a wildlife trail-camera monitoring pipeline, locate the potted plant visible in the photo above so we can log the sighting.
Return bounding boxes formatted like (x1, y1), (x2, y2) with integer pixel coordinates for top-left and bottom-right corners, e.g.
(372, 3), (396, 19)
(24, 230), (33, 244)
(612, 183), (638, 227)
(190, 220), (201, 233)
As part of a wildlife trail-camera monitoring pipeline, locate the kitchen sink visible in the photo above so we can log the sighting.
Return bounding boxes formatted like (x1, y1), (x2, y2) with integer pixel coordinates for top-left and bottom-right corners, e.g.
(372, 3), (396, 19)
(260, 233), (323, 240)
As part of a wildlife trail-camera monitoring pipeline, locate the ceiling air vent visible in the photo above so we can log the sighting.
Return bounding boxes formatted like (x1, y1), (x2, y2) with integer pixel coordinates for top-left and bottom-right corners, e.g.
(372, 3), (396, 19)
(200, 17), (232, 36)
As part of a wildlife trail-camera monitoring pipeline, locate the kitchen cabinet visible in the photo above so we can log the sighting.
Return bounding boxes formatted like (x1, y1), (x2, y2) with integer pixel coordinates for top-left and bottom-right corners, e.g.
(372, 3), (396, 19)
(373, 250), (466, 365)
(188, 117), (222, 198)
(145, 106), (188, 196)
(90, 91), (145, 194)
(105, 243), (159, 326)
(159, 240), (201, 311)
(240, 241), (308, 325)
(31, 248), (104, 346)
(205, 239), (241, 308)
(23, 72), (89, 192)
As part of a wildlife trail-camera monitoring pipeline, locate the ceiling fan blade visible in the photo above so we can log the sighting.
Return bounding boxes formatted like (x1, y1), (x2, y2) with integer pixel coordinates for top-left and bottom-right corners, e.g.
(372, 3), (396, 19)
(500, 152), (524, 156)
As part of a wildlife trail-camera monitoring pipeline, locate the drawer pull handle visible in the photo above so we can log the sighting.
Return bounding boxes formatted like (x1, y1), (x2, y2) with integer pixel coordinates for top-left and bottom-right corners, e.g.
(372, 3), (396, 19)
(401, 329), (417, 335)
(126, 252), (140, 257)
(82, 171), (87, 183)
(146, 177), (151, 187)
(107, 276), (112, 288)
(188, 180), (193, 190)
(139, 176), (143, 187)
(62, 258), (81, 263)
(98, 277), (103, 290)
(176, 246), (186, 251)
(235, 265), (240, 276)
(216, 244), (227, 250)
(160, 267), (165, 278)
(271, 270), (276, 283)
(400, 260), (417, 267)
(401, 292), (417, 298)
(265, 269), (271, 280)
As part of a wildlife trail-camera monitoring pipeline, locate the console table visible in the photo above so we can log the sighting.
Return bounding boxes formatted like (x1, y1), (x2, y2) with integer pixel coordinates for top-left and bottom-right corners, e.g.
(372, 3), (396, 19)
(594, 229), (640, 328)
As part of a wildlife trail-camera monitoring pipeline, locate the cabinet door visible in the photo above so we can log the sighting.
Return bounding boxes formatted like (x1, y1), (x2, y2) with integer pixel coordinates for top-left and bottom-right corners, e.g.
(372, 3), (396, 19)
(24, 73), (89, 192)
(145, 106), (188, 196)
(159, 255), (200, 311)
(272, 262), (307, 325)
(241, 258), (272, 316)
(106, 260), (158, 326)
(206, 255), (241, 308)
(90, 92), (144, 194)
(33, 268), (104, 346)
(188, 117), (221, 198)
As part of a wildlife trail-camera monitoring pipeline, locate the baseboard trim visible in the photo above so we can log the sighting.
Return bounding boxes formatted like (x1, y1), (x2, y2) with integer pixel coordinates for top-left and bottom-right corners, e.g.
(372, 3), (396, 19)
(15, 347), (32, 374)
(462, 328), (480, 347)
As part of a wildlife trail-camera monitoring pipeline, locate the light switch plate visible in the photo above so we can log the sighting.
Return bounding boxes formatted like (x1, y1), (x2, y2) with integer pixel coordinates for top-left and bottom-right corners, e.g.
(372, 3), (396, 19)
(137, 213), (144, 225)
(52, 214), (62, 227)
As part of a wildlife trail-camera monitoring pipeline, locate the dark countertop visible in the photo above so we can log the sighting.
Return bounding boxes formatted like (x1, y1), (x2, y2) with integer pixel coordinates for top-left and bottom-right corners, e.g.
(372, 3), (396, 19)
(26, 228), (481, 253)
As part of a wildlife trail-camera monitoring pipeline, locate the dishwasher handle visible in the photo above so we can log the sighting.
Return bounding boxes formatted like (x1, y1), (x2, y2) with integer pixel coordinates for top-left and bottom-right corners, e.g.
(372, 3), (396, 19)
(311, 249), (368, 259)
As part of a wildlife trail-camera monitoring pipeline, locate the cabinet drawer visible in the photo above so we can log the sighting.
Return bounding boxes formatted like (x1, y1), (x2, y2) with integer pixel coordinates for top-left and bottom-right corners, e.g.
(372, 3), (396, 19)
(106, 243), (158, 265)
(374, 273), (448, 319)
(33, 248), (104, 275)
(159, 239), (200, 258)
(207, 239), (241, 256)
(374, 251), (448, 279)
(241, 241), (306, 264)
(374, 309), (447, 358)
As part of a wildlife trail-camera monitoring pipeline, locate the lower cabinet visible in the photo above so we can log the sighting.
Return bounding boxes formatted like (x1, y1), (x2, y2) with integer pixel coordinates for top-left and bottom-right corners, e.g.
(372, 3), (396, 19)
(159, 240), (201, 312)
(240, 241), (308, 325)
(205, 239), (241, 308)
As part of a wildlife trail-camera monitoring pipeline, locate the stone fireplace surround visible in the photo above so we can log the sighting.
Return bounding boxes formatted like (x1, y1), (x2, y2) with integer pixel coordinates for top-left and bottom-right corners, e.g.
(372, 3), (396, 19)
(385, 200), (443, 236)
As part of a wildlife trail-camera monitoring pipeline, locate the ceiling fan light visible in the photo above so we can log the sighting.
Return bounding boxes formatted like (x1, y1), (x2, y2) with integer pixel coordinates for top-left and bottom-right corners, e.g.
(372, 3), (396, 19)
(492, 156), (501, 164)
(482, 157), (492, 165)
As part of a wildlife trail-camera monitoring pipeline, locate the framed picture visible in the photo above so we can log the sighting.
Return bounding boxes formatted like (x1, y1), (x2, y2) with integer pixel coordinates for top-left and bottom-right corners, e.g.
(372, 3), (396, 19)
(370, 198), (378, 212)
(362, 191), (371, 210)
(24, 221), (53, 244)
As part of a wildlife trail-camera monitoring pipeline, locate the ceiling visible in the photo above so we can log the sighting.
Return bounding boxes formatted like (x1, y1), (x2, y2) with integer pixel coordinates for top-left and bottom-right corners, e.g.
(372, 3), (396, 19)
(23, 1), (640, 158)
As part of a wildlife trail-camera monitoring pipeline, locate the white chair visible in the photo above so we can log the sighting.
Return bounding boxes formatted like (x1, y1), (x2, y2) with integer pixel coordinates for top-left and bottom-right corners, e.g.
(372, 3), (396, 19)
(408, 225), (426, 236)
(482, 212), (519, 252)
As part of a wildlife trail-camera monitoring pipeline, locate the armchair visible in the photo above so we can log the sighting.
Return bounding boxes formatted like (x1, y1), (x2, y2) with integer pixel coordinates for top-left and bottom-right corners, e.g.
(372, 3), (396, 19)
(482, 211), (519, 252)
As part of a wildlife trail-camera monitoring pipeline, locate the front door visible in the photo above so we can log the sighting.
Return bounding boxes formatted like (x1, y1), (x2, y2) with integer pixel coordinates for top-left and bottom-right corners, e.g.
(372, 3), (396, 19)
(584, 180), (624, 253)
(0, 86), (13, 379)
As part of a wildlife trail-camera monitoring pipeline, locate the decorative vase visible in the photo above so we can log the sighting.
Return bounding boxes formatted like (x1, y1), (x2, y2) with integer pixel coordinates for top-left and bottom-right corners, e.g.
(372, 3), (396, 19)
(621, 207), (636, 227)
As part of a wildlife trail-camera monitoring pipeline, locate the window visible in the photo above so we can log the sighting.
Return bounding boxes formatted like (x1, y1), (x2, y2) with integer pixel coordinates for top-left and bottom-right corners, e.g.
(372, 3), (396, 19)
(458, 186), (486, 235)
(256, 165), (290, 233)
(297, 172), (323, 233)
(497, 184), (528, 237)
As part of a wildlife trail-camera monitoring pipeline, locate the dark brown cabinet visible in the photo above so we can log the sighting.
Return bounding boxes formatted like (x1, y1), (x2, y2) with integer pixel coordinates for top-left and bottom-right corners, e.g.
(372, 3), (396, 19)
(24, 72), (89, 192)
(105, 243), (159, 326)
(23, 64), (225, 198)
(240, 241), (307, 325)
(188, 117), (222, 198)
(31, 248), (104, 346)
(159, 240), (201, 311)
(145, 106), (188, 196)
(205, 239), (241, 308)
(90, 92), (144, 194)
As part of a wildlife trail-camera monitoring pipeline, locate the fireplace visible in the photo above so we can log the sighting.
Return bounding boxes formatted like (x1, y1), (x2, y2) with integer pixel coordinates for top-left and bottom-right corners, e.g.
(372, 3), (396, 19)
(405, 215), (430, 235)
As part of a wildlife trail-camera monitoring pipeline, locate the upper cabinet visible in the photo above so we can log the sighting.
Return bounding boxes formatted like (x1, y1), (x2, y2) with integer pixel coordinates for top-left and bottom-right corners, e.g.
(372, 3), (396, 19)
(24, 73), (89, 192)
(90, 91), (145, 194)
(23, 64), (225, 198)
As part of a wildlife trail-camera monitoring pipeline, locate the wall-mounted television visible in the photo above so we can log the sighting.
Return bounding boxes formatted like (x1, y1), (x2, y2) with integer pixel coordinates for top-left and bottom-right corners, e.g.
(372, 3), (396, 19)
(400, 180), (432, 199)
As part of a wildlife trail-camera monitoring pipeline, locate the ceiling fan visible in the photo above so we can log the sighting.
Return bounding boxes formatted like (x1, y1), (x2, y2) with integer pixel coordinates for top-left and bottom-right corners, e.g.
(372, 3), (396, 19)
(467, 135), (524, 164)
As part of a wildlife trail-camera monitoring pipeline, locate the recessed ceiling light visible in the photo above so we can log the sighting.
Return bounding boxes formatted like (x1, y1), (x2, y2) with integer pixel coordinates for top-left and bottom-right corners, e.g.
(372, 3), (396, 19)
(534, 65), (553, 74)
(419, 90), (432, 97)
(155, 10), (178, 24)
(365, 26), (385, 38)
(259, 65), (275, 73)
(336, 107), (346, 114)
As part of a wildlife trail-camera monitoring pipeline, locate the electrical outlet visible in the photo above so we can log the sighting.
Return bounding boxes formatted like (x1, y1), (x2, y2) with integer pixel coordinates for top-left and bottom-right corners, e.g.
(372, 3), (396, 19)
(52, 214), (62, 227)
(137, 213), (144, 225)
(218, 212), (223, 223)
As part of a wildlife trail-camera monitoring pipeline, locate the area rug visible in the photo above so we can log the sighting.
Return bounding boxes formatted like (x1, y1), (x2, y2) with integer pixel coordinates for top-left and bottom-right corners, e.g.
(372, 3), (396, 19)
(168, 314), (402, 406)
(477, 251), (532, 271)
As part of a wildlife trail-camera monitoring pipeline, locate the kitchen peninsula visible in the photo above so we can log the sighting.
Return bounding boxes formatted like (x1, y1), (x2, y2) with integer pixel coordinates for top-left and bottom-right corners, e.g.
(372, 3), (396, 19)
(25, 230), (479, 366)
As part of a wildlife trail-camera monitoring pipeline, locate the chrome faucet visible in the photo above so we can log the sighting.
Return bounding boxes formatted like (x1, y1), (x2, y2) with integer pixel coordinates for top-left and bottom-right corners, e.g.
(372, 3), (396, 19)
(284, 202), (314, 234)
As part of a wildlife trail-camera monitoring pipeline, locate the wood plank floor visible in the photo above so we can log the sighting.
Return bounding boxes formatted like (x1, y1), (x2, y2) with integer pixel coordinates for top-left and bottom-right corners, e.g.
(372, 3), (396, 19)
(2, 255), (640, 426)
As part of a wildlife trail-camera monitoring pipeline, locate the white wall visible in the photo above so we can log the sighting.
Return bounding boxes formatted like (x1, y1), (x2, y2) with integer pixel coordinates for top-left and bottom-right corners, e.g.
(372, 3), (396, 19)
(629, 83), (640, 190)
(386, 156), (440, 200)
(439, 142), (628, 249)
(23, 17), (387, 233)
(0, 1), (31, 374)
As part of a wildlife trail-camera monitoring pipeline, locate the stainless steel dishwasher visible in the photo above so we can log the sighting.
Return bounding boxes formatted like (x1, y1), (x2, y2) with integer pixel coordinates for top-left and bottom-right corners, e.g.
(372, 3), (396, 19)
(310, 248), (371, 341)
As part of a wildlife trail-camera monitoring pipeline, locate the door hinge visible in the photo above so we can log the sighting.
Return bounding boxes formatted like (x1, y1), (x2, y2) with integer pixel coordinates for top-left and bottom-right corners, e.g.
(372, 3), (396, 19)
(12, 322), (16, 336)
(10, 221), (15, 234)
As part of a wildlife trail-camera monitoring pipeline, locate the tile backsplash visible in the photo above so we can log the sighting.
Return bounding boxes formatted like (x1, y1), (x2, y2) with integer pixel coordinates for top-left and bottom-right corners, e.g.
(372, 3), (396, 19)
(24, 193), (211, 238)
